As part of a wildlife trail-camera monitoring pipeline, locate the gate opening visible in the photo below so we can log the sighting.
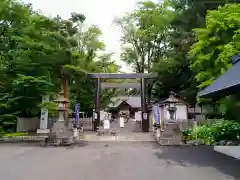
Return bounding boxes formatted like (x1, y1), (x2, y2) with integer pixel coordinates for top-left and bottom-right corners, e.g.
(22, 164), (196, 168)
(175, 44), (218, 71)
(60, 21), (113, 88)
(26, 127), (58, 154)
(88, 73), (157, 132)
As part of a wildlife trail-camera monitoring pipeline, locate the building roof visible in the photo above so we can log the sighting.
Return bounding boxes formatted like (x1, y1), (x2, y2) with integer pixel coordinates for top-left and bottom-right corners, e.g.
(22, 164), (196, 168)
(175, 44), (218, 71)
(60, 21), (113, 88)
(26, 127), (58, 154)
(159, 95), (186, 104)
(147, 96), (187, 109)
(198, 54), (240, 98)
(108, 96), (141, 108)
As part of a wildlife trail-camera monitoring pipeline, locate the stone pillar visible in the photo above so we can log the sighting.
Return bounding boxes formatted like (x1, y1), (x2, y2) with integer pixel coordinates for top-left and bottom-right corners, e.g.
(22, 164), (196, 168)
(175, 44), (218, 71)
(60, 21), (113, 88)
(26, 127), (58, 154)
(37, 95), (50, 134)
(94, 78), (101, 131)
(156, 128), (161, 139)
(140, 78), (149, 132)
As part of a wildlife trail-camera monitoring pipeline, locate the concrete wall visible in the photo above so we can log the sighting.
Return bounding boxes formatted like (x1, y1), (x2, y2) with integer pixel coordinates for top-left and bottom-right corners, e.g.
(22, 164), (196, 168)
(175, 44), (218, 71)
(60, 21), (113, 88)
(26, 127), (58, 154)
(17, 117), (40, 132)
(17, 117), (93, 132)
(17, 117), (56, 132)
(188, 104), (212, 114)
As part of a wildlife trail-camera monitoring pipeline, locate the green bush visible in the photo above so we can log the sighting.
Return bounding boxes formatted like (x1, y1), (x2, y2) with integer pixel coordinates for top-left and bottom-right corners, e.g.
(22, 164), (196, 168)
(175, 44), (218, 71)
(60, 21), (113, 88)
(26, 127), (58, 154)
(0, 127), (5, 137)
(211, 120), (240, 142)
(185, 119), (240, 145)
(183, 129), (193, 141)
(191, 125), (214, 144)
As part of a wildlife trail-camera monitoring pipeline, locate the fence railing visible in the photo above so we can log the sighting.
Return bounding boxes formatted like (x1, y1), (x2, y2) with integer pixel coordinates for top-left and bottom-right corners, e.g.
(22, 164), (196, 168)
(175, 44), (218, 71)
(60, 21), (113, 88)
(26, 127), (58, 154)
(68, 118), (93, 131)
(81, 118), (93, 131)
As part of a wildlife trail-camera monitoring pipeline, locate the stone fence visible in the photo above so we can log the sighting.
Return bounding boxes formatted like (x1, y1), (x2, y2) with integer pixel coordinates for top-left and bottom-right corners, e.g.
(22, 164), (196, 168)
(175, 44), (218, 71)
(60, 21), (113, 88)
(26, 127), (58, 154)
(16, 117), (93, 132)
(17, 117), (39, 132)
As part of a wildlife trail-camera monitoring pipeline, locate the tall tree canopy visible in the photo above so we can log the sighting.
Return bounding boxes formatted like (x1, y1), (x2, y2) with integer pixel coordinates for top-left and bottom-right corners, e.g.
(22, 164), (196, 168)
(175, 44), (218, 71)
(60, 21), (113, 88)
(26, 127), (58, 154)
(116, 0), (232, 104)
(0, 0), (120, 132)
(1, 0), (240, 132)
(189, 3), (240, 89)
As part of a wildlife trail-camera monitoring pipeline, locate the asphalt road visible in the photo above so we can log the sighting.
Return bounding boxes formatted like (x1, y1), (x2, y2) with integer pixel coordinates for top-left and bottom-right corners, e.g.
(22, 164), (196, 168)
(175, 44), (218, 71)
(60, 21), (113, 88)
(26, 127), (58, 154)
(0, 142), (240, 180)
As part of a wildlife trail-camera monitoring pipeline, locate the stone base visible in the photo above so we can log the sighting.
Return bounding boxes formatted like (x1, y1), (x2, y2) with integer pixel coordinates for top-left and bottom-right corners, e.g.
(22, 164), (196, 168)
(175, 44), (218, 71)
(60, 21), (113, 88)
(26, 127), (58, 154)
(43, 121), (75, 146)
(37, 129), (50, 134)
(51, 120), (72, 139)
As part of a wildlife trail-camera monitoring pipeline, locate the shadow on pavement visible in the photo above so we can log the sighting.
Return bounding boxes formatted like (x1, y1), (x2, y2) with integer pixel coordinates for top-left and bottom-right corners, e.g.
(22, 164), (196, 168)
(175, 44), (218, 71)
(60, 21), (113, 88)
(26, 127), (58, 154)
(154, 146), (240, 179)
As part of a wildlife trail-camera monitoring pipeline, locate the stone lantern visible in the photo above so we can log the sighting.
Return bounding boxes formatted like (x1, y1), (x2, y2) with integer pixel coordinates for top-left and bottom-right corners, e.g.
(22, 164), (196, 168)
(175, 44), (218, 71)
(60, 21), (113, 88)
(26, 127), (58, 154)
(51, 90), (73, 145)
(166, 92), (178, 122)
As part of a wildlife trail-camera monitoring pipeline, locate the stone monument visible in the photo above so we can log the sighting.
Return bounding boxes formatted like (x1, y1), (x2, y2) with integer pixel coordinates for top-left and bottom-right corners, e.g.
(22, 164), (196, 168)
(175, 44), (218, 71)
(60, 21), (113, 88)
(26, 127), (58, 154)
(37, 95), (50, 134)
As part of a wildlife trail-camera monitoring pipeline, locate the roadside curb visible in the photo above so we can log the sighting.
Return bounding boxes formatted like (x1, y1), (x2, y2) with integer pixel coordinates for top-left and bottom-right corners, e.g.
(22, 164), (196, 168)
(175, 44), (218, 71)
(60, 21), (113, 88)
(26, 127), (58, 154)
(85, 140), (155, 142)
(0, 136), (47, 142)
(214, 146), (240, 160)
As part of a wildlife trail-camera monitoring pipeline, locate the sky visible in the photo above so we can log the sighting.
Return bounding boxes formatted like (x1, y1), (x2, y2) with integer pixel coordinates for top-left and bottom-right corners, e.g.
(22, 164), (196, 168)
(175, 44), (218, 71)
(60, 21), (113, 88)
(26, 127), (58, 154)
(22, 0), (142, 72)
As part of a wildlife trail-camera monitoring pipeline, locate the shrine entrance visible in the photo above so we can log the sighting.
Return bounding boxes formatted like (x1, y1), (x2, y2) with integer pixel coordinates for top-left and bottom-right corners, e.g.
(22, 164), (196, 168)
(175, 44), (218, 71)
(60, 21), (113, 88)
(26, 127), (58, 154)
(88, 73), (157, 132)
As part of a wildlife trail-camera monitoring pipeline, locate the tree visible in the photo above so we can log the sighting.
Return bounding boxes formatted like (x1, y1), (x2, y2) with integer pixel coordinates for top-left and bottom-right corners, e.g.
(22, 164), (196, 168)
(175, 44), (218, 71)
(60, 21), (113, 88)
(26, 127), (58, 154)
(116, 1), (173, 73)
(151, 0), (229, 102)
(116, 1), (174, 103)
(188, 3), (240, 120)
(189, 4), (240, 89)
(0, 0), (119, 132)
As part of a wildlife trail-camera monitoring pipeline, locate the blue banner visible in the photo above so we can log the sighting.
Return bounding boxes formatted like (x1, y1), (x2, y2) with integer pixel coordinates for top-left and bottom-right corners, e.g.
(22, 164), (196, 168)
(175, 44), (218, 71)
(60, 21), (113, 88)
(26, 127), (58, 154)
(75, 104), (80, 121)
(153, 105), (160, 125)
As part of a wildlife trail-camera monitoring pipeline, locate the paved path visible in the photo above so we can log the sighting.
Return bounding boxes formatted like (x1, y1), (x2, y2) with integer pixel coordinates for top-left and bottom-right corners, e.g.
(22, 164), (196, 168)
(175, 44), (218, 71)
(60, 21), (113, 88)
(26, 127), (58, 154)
(100, 119), (142, 133)
(0, 142), (240, 180)
(83, 132), (154, 142)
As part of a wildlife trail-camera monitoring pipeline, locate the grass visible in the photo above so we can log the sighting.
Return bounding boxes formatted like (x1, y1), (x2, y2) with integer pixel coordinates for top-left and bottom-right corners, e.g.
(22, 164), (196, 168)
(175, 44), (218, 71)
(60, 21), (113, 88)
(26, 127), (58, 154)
(3, 132), (28, 137)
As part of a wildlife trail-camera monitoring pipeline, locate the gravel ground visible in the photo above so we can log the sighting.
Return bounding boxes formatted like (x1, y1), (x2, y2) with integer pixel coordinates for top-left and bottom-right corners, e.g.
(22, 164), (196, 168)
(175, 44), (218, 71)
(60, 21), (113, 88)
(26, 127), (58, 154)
(0, 142), (240, 180)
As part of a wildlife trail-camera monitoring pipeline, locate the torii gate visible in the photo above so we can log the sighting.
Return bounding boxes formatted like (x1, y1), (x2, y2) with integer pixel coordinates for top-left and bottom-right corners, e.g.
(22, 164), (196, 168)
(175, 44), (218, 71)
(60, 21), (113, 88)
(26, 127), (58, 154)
(88, 73), (157, 132)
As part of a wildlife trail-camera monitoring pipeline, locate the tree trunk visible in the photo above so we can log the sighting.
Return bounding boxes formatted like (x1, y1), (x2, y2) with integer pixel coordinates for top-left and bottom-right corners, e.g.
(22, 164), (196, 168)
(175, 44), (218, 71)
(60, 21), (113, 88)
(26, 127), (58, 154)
(63, 78), (68, 124)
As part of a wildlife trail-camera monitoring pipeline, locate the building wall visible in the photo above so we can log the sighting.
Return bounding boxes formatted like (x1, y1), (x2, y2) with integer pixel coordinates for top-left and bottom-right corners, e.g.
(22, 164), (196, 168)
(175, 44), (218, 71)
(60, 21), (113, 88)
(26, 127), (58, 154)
(188, 104), (212, 114)
(176, 104), (188, 120)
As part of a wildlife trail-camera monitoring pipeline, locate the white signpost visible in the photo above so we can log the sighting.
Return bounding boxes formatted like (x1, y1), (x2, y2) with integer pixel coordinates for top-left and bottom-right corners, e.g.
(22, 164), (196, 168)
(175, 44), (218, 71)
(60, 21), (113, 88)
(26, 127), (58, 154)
(37, 95), (50, 134)
(103, 112), (111, 130)
(135, 111), (142, 122)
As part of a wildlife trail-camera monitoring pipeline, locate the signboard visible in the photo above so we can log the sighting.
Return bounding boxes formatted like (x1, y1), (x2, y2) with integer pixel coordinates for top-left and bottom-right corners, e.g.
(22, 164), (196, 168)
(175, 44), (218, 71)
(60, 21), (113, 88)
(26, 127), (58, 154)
(75, 104), (80, 121)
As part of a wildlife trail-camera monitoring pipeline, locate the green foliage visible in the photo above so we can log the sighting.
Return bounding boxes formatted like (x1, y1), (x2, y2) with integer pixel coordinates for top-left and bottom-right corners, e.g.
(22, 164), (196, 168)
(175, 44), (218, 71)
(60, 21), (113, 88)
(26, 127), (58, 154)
(117, 0), (228, 103)
(212, 120), (240, 142)
(0, 127), (4, 137)
(0, 0), (121, 132)
(186, 120), (240, 145)
(1, 0), (239, 135)
(189, 4), (240, 89)
(39, 102), (58, 117)
(214, 95), (240, 122)
(3, 132), (27, 137)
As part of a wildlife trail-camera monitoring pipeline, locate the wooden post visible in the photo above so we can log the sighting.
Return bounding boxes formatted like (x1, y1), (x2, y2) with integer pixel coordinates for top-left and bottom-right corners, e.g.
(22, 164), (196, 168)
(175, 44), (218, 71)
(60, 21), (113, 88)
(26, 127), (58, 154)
(140, 78), (149, 132)
(94, 78), (101, 131)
